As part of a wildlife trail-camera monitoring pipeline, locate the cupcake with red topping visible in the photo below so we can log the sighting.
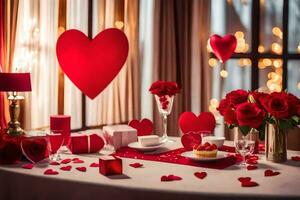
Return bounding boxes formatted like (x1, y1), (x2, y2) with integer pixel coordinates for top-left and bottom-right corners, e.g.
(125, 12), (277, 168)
(193, 142), (218, 158)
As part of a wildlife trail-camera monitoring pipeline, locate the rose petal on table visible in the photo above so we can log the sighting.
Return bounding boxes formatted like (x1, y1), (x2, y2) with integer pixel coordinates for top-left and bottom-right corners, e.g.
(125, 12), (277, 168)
(291, 156), (300, 161)
(60, 165), (72, 171)
(22, 163), (34, 169)
(161, 174), (182, 181)
(241, 181), (259, 187)
(73, 159), (84, 164)
(129, 163), (143, 168)
(76, 167), (87, 172)
(61, 159), (72, 164)
(246, 159), (258, 165)
(72, 158), (80, 161)
(264, 169), (280, 177)
(90, 163), (99, 167)
(49, 161), (60, 166)
(44, 169), (59, 175)
(247, 165), (258, 170)
(238, 177), (252, 183)
(194, 172), (207, 179)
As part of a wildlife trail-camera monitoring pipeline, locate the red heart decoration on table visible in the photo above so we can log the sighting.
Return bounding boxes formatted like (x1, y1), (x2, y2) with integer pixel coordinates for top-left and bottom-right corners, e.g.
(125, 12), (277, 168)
(73, 159), (84, 164)
(178, 112), (216, 134)
(129, 163), (143, 168)
(76, 167), (87, 172)
(209, 34), (237, 63)
(161, 175), (182, 182)
(194, 172), (207, 179)
(247, 165), (258, 170)
(181, 132), (202, 150)
(22, 163), (34, 169)
(291, 156), (300, 161)
(50, 161), (60, 166)
(246, 159), (258, 165)
(60, 165), (72, 171)
(128, 119), (153, 136)
(241, 181), (259, 187)
(238, 177), (251, 183)
(44, 169), (59, 175)
(21, 137), (49, 163)
(90, 162), (99, 167)
(61, 158), (72, 164)
(264, 169), (280, 177)
(56, 28), (129, 99)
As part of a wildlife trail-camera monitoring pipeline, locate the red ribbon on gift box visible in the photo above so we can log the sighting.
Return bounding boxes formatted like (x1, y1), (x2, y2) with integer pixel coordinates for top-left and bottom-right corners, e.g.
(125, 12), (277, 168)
(67, 133), (104, 154)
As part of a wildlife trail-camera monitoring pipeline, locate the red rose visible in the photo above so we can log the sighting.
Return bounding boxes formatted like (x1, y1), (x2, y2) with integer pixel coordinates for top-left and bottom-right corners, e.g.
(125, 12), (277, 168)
(287, 93), (300, 116)
(0, 135), (22, 164)
(225, 89), (249, 107)
(236, 102), (265, 129)
(149, 81), (180, 96)
(224, 107), (238, 124)
(250, 91), (268, 109)
(261, 92), (290, 119)
(217, 98), (230, 116)
(297, 105), (300, 117)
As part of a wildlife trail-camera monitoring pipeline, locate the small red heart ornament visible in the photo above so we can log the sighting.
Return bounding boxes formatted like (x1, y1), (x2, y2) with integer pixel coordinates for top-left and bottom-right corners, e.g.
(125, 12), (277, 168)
(161, 175), (182, 182)
(22, 163), (34, 169)
(60, 165), (72, 171)
(128, 119), (153, 136)
(129, 163), (143, 168)
(194, 172), (207, 179)
(178, 112), (216, 134)
(209, 34), (237, 63)
(181, 132), (202, 150)
(241, 181), (259, 187)
(21, 136), (49, 163)
(90, 162), (99, 167)
(49, 161), (60, 166)
(238, 177), (251, 183)
(264, 169), (280, 177)
(44, 169), (59, 175)
(76, 167), (87, 172)
(61, 158), (72, 164)
(73, 159), (84, 164)
(56, 28), (129, 99)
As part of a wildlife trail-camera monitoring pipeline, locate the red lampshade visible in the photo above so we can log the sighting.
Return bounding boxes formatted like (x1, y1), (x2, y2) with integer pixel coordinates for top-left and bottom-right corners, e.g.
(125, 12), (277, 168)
(0, 73), (32, 92)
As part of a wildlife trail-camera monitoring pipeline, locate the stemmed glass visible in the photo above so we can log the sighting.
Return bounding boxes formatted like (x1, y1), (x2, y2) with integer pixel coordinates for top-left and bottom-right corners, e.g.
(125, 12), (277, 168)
(154, 94), (174, 143)
(234, 137), (255, 168)
(47, 132), (64, 161)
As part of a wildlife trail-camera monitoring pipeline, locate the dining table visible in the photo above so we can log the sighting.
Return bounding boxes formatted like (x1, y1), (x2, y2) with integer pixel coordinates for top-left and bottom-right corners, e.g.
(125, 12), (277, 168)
(0, 135), (300, 200)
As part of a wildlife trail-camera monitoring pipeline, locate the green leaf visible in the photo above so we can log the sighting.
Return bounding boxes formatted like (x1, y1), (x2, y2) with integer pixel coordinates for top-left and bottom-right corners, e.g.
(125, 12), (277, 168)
(239, 126), (251, 136)
(278, 120), (294, 131)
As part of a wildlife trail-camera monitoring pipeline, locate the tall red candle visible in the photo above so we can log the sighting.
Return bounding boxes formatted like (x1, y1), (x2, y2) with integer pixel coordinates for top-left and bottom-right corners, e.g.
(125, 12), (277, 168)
(50, 115), (71, 145)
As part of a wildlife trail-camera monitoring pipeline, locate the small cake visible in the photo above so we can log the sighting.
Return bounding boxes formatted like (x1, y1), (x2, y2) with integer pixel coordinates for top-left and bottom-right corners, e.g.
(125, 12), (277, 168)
(193, 142), (218, 158)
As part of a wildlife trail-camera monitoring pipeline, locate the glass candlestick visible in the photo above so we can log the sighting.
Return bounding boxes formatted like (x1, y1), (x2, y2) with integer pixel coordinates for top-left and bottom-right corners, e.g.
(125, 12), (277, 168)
(154, 94), (174, 143)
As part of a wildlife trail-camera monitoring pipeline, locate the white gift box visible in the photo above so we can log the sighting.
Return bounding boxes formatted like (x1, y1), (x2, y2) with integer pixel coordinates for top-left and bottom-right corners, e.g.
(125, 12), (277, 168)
(103, 125), (137, 150)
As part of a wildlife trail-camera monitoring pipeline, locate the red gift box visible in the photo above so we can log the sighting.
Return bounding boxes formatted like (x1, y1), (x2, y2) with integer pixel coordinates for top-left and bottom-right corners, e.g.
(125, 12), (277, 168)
(99, 156), (122, 176)
(67, 133), (104, 154)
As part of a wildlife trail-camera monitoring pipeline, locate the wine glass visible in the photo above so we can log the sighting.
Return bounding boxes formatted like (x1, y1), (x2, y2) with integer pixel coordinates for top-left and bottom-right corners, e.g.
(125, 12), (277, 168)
(234, 138), (255, 167)
(47, 132), (64, 161)
(154, 94), (174, 143)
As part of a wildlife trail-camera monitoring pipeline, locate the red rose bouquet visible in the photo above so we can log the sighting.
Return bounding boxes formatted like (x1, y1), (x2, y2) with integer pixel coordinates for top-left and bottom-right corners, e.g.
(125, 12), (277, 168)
(217, 89), (266, 139)
(149, 81), (180, 97)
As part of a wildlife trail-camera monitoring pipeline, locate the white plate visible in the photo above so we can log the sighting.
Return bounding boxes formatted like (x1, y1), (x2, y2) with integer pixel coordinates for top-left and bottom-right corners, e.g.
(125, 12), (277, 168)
(128, 141), (165, 152)
(181, 151), (228, 162)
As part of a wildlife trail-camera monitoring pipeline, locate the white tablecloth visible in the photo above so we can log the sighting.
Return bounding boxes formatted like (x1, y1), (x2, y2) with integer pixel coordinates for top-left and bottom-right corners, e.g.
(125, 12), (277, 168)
(0, 138), (300, 200)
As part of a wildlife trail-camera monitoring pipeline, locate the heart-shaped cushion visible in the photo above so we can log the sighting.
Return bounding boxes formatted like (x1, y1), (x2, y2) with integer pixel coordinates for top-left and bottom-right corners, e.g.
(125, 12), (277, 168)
(128, 118), (153, 136)
(56, 28), (129, 99)
(181, 132), (202, 150)
(21, 136), (49, 163)
(178, 112), (216, 134)
(209, 34), (237, 63)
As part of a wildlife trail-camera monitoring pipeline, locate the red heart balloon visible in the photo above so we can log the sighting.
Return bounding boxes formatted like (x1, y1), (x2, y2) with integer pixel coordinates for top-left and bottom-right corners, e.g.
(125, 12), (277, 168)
(178, 112), (216, 134)
(209, 34), (237, 63)
(128, 118), (153, 136)
(56, 28), (129, 99)
(21, 136), (49, 163)
(181, 132), (202, 150)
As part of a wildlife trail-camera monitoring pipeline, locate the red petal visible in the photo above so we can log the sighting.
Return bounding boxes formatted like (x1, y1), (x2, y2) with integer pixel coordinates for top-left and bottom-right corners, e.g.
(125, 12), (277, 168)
(72, 158), (80, 161)
(238, 177), (251, 183)
(194, 172), (207, 179)
(61, 158), (72, 164)
(264, 169), (280, 177)
(73, 159), (84, 164)
(168, 175), (182, 181)
(161, 176), (170, 182)
(49, 161), (60, 166)
(291, 156), (300, 161)
(60, 165), (72, 171)
(247, 165), (258, 170)
(76, 167), (87, 172)
(129, 163), (143, 168)
(90, 162), (99, 167)
(44, 169), (59, 175)
(241, 181), (259, 187)
(22, 163), (34, 169)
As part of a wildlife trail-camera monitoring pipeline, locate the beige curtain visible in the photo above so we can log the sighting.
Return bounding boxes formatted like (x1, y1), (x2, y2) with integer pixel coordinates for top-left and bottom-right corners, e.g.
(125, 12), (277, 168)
(86, 0), (140, 126)
(152, 0), (211, 136)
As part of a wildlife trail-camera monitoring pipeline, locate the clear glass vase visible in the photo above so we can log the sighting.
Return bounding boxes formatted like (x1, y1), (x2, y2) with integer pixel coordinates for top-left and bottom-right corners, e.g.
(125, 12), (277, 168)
(154, 95), (174, 143)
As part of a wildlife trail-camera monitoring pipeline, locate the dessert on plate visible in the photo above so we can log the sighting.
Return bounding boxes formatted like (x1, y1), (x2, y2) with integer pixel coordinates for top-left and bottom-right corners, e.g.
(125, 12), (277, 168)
(193, 142), (218, 158)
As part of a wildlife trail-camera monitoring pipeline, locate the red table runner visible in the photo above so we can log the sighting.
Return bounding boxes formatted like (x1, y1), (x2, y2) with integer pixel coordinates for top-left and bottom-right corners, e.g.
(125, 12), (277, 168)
(114, 145), (241, 170)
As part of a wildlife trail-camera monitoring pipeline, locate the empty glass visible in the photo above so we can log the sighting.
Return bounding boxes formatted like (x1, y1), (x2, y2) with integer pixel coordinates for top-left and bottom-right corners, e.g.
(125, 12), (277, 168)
(234, 138), (255, 167)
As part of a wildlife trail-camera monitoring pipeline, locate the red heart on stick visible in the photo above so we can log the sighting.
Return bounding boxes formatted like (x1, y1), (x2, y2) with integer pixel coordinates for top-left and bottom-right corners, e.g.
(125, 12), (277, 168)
(178, 112), (216, 134)
(264, 169), (280, 177)
(181, 132), (202, 150)
(194, 172), (207, 179)
(128, 119), (153, 136)
(56, 28), (129, 99)
(209, 34), (237, 63)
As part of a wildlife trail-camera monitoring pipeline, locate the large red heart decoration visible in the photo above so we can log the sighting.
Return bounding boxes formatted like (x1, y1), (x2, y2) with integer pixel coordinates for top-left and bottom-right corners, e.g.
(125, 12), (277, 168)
(56, 28), (129, 99)
(178, 112), (216, 134)
(21, 136), (49, 163)
(209, 34), (237, 63)
(181, 132), (202, 150)
(128, 118), (153, 136)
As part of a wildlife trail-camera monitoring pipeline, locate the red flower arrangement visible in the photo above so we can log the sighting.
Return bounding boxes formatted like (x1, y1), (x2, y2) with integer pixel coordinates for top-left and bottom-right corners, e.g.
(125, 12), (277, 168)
(217, 89), (300, 138)
(149, 81), (180, 97)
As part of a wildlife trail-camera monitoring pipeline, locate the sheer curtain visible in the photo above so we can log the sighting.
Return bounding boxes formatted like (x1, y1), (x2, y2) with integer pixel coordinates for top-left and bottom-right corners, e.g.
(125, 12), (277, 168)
(64, 0), (88, 129)
(13, 0), (58, 129)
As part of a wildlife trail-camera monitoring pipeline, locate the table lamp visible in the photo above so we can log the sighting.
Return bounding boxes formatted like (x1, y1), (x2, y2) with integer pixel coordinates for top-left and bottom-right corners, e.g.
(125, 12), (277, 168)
(0, 73), (32, 136)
